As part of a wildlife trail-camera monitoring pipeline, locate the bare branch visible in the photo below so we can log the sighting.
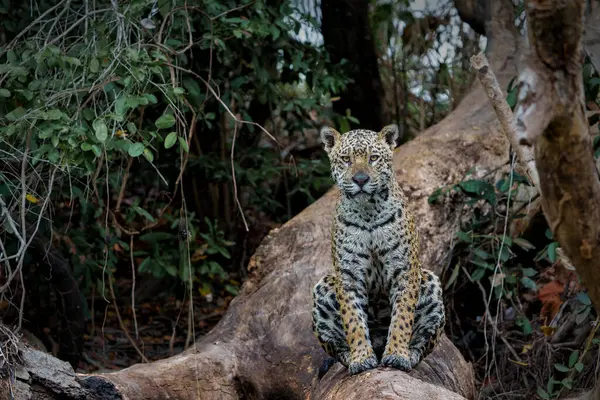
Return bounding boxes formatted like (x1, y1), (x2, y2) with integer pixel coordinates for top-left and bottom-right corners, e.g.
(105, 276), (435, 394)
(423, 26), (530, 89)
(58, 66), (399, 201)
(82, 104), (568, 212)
(470, 53), (540, 187)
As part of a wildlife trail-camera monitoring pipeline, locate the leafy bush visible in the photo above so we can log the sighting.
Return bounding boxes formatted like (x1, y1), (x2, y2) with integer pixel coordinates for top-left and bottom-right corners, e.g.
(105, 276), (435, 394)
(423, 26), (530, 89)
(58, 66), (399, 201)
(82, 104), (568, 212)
(0, 0), (349, 301)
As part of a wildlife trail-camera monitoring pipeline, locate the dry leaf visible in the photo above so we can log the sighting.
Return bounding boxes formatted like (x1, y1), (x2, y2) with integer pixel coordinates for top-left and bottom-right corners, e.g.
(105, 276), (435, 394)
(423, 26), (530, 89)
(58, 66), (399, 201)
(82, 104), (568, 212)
(538, 280), (564, 322)
(25, 193), (39, 203)
(540, 325), (556, 337)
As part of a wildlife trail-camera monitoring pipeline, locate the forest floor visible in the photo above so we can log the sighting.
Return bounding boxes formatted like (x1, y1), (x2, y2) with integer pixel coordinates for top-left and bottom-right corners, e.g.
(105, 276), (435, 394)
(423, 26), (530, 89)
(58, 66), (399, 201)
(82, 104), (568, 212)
(76, 279), (234, 373)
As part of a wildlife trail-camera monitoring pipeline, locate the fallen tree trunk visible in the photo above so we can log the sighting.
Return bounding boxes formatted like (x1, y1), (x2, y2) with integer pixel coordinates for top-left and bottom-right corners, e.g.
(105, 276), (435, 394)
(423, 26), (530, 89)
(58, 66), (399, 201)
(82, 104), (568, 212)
(1, 1), (530, 399)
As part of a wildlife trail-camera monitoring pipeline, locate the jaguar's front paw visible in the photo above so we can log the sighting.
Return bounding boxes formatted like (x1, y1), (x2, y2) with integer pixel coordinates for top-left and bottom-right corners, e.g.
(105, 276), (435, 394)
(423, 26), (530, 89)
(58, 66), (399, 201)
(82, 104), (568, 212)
(348, 354), (378, 375)
(381, 352), (412, 372)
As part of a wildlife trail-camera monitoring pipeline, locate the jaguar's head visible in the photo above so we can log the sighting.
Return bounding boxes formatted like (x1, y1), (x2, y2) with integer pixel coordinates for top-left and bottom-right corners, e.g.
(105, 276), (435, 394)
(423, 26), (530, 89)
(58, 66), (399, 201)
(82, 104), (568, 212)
(320, 124), (399, 199)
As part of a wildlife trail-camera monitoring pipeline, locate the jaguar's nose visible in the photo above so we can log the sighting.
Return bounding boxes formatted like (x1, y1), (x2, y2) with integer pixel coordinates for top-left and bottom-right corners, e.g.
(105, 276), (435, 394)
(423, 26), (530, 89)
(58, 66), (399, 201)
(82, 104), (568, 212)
(352, 172), (370, 187)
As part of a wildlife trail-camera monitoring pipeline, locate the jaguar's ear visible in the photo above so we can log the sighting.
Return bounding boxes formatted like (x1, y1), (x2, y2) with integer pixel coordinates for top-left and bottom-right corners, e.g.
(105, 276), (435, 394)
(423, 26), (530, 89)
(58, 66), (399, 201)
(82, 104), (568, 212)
(378, 124), (399, 150)
(320, 126), (341, 153)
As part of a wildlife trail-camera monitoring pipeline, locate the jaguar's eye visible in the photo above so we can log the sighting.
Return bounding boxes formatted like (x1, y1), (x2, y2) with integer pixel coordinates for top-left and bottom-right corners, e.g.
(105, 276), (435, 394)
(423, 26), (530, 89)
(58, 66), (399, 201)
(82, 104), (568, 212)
(369, 155), (380, 162)
(341, 156), (351, 164)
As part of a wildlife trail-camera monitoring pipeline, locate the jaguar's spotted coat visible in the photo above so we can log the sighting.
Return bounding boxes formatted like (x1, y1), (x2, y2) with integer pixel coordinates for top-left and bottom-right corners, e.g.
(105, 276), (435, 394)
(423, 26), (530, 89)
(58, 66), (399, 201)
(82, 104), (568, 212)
(312, 124), (445, 376)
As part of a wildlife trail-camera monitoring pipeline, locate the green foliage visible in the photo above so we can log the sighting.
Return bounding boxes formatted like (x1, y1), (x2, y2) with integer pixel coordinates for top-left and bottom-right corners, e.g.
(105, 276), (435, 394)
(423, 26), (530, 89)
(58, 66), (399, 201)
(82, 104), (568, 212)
(437, 169), (545, 310)
(434, 56), (600, 399)
(432, 165), (600, 398)
(0, 0), (348, 299)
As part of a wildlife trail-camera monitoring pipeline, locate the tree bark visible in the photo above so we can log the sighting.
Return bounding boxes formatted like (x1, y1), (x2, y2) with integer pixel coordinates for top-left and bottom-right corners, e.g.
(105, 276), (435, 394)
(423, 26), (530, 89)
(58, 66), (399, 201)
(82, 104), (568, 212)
(510, 1), (600, 399)
(2, 1), (531, 399)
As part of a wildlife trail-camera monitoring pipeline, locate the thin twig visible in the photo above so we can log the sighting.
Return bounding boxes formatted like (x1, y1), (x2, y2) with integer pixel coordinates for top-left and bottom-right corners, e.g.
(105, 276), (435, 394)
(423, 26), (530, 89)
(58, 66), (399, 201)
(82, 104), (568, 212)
(230, 121), (249, 231)
(115, 157), (133, 212)
(45, 8), (112, 47)
(163, 62), (280, 146)
(470, 53), (540, 188)
(129, 235), (139, 340)
(44, 0), (72, 46)
(107, 273), (149, 363)
(3, 0), (68, 51)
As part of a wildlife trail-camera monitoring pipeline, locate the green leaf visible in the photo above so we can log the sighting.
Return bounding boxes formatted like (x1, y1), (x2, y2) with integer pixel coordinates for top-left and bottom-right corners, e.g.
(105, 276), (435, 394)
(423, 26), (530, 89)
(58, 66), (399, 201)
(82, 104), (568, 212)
(499, 246), (511, 262)
(548, 242), (558, 263)
(568, 350), (579, 368)
(506, 89), (517, 109)
(126, 121), (137, 134)
(89, 58), (100, 73)
(115, 97), (127, 115)
(128, 142), (145, 157)
(513, 237), (536, 251)
(82, 108), (95, 121)
(456, 231), (472, 243)
(589, 77), (600, 88)
(133, 205), (155, 222)
(520, 267), (537, 277)
(520, 276), (537, 291)
(445, 261), (461, 290)
(496, 178), (510, 193)
(561, 379), (573, 389)
(178, 137), (189, 153)
(138, 257), (152, 273)
(428, 187), (445, 204)
(536, 387), (550, 399)
(44, 109), (63, 120)
(6, 106), (26, 121)
(471, 268), (485, 281)
(164, 132), (177, 149)
(545, 229), (554, 240)
(577, 292), (591, 306)
(271, 26), (281, 40)
(145, 93), (158, 104)
(459, 179), (496, 204)
(183, 78), (202, 99)
(143, 148), (154, 162)
(576, 307), (591, 325)
(515, 315), (532, 335)
(155, 114), (176, 129)
(163, 263), (177, 277)
(554, 363), (569, 372)
(472, 248), (491, 260)
(470, 258), (494, 270)
(91, 145), (102, 157)
(500, 235), (512, 246)
(0, 88), (10, 97)
(93, 119), (108, 142)
(575, 362), (584, 372)
(7, 50), (17, 63)
(225, 284), (239, 296)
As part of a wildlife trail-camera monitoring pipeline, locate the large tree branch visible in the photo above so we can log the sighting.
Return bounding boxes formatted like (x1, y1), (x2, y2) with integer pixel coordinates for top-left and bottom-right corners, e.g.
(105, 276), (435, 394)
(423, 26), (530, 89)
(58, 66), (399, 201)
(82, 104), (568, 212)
(470, 53), (540, 187)
(511, 2), (600, 397)
(513, 0), (599, 305)
(514, 0), (586, 146)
